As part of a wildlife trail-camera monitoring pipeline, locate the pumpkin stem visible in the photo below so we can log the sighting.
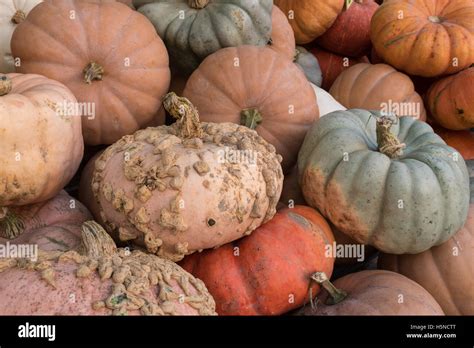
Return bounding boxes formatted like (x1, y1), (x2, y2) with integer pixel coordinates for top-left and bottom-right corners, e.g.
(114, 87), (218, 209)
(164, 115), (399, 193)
(188, 0), (209, 9)
(11, 10), (26, 24)
(80, 221), (117, 258)
(163, 92), (204, 139)
(0, 75), (12, 96)
(375, 115), (406, 159)
(240, 109), (263, 130)
(83, 62), (105, 84)
(0, 207), (25, 239)
(311, 272), (347, 305)
(428, 16), (442, 24)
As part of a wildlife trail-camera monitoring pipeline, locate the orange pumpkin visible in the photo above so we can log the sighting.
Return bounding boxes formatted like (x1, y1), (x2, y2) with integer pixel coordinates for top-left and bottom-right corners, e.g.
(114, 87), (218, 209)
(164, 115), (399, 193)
(297, 270), (444, 315)
(371, 0), (474, 77)
(379, 204), (474, 315)
(434, 127), (474, 160)
(11, 0), (170, 145)
(0, 73), (83, 206)
(274, 0), (344, 44)
(180, 206), (335, 315)
(182, 45), (319, 172)
(329, 63), (427, 120)
(426, 67), (474, 130)
(268, 5), (295, 60)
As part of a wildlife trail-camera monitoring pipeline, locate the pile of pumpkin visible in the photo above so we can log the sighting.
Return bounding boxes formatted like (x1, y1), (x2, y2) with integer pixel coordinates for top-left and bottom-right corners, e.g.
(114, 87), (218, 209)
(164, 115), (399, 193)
(0, 0), (472, 316)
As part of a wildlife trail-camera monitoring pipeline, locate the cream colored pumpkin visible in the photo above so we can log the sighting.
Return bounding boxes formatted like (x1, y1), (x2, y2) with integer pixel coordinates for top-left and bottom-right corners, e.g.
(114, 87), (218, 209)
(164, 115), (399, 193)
(0, 0), (42, 73)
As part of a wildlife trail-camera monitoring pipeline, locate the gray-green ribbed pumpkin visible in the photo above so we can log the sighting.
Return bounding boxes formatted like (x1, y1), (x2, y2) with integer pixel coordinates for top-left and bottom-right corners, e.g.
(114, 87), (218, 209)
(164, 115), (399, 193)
(294, 46), (323, 87)
(134, 0), (272, 74)
(298, 110), (470, 254)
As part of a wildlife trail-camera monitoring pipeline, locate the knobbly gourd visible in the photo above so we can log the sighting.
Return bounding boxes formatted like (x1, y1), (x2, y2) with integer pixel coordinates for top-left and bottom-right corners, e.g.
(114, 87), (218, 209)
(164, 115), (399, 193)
(0, 221), (216, 315)
(298, 110), (470, 254)
(134, 0), (273, 75)
(0, 73), (83, 206)
(0, 0), (42, 73)
(379, 203), (474, 315)
(274, 0), (344, 44)
(0, 191), (91, 252)
(297, 270), (444, 315)
(426, 68), (474, 130)
(83, 93), (283, 262)
(329, 63), (426, 121)
(317, 0), (379, 57)
(371, 0), (474, 77)
(182, 45), (319, 172)
(11, 0), (171, 145)
(180, 206), (335, 315)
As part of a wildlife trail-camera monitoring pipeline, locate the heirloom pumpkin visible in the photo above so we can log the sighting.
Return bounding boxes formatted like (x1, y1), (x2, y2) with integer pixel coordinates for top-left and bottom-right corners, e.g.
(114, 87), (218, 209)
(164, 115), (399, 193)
(0, 221), (216, 315)
(379, 204), (474, 315)
(0, 0), (42, 73)
(309, 46), (368, 90)
(0, 73), (83, 206)
(11, 0), (171, 145)
(0, 190), (91, 252)
(434, 127), (474, 161)
(274, 0), (344, 44)
(269, 5), (295, 61)
(426, 67), (474, 130)
(298, 110), (470, 254)
(317, 0), (379, 57)
(183, 45), (319, 172)
(180, 206), (335, 315)
(81, 93), (283, 262)
(294, 47), (323, 87)
(134, 0), (273, 74)
(297, 270), (444, 315)
(371, 0), (474, 77)
(329, 63), (426, 120)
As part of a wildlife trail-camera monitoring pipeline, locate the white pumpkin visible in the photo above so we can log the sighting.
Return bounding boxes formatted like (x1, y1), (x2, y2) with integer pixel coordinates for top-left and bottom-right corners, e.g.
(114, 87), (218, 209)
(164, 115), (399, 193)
(311, 83), (346, 117)
(0, 0), (42, 73)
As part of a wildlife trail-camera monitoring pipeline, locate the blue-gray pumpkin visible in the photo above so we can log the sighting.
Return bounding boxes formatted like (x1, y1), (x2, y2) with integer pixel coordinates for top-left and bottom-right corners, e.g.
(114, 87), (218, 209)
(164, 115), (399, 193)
(298, 110), (470, 254)
(134, 0), (273, 74)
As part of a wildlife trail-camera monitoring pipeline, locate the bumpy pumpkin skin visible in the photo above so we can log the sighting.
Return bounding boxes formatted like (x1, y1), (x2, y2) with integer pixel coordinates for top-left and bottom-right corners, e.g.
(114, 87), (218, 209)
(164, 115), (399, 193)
(297, 270), (444, 315)
(379, 204), (474, 315)
(317, 0), (379, 57)
(134, 0), (272, 75)
(86, 119), (283, 262)
(298, 110), (470, 254)
(183, 46), (319, 173)
(0, 73), (83, 206)
(426, 68), (474, 130)
(0, 0), (42, 73)
(274, 0), (344, 44)
(371, 0), (474, 77)
(268, 5), (295, 61)
(0, 222), (216, 315)
(180, 206), (335, 315)
(329, 63), (427, 121)
(0, 191), (91, 252)
(11, 0), (171, 145)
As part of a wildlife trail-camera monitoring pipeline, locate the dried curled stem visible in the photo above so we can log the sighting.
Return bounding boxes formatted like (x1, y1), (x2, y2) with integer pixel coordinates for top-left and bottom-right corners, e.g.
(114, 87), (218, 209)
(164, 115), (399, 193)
(163, 92), (203, 139)
(83, 62), (104, 84)
(0, 75), (12, 96)
(188, 0), (209, 9)
(376, 116), (406, 158)
(11, 10), (26, 24)
(311, 272), (347, 305)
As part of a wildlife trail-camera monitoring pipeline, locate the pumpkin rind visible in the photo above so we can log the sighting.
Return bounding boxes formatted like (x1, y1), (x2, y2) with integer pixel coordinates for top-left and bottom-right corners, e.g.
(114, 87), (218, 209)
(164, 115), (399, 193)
(0, 0), (42, 73)
(426, 67), (474, 130)
(180, 206), (335, 315)
(134, 0), (273, 74)
(329, 63), (427, 121)
(268, 5), (295, 60)
(274, 0), (344, 44)
(370, 0), (474, 77)
(0, 221), (216, 315)
(183, 45), (319, 172)
(11, 0), (171, 145)
(298, 109), (470, 254)
(0, 73), (83, 206)
(297, 270), (444, 315)
(378, 204), (474, 315)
